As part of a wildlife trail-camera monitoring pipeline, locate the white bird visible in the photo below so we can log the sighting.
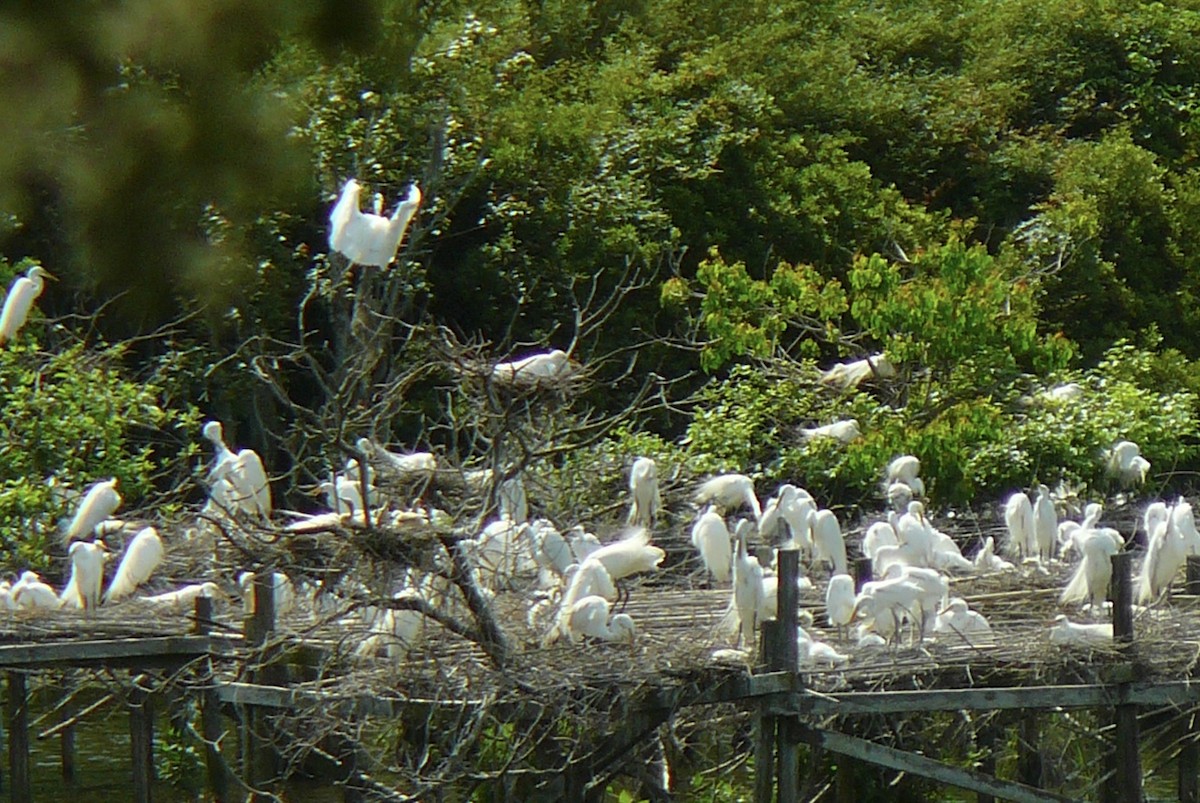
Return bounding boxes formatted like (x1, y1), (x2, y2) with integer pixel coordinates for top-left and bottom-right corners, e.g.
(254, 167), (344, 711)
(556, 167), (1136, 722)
(491, 349), (572, 386)
(553, 595), (636, 644)
(230, 449), (272, 519)
(825, 574), (855, 640)
(1057, 503), (1108, 559)
(104, 527), (164, 603)
(561, 558), (618, 611)
(819, 353), (895, 389)
(239, 571), (296, 617)
(929, 528), (975, 574)
(12, 571), (60, 611)
(142, 582), (224, 611)
(464, 519), (536, 589)
(852, 577), (924, 645)
(885, 481), (915, 513)
(692, 508), (732, 583)
(1173, 499), (1200, 556)
(883, 565), (949, 639)
(0, 265), (53, 345)
(796, 626), (850, 667)
(1137, 510), (1186, 605)
(694, 474), (762, 521)
(1144, 501), (1169, 541)
(885, 455), (925, 498)
(586, 527), (665, 582)
(861, 521), (899, 561)
(1049, 615), (1113, 648)
(498, 475), (529, 523)
(566, 526), (602, 562)
(1041, 383), (1084, 403)
(1002, 491), (1035, 560)
(800, 419), (860, 444)
(203, 421), (238, 483)
(1033, 484), (1057, 563)
(1060, 530), (1119, 610)
(356, 437), (436, 479)
(1107, 440), (1150, 488)
(530, 519), (573, 580)
(809, 509), (847, 575)
(895, 501), (935, 568)
(328, 178), (421, 267)
(60, 540), (109, 610)
(973, 536), (1015, 572)
(66, 478), (122, 543)
(731, 522), (765, 647)
(627, 457), (661, 527)
(933, 598), (992, 643)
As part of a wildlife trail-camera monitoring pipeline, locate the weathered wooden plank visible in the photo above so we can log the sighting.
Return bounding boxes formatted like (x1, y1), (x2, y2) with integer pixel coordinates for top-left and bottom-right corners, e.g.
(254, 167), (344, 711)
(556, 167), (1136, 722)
(804, 726), (1074, 803)
(0, 635), (236, 668)
(7, 673), (29, 803)
(130, 677), (154, 803)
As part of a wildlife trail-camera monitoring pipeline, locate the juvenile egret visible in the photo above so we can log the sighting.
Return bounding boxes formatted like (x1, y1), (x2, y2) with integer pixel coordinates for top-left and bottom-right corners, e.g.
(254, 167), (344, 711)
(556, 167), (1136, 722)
(0, 265), (53, 345)
(12, 571), (60, 611)
(809, 509), (847, 575)
(561, 558), (618, 610)
(329, 179), (421, 267)
(230, 449), (272, 519)
(825, 574), (855, 641)
(757, 485), (794, 541)
(852, 577), (923, 645)
(929, 529), (975, 574)
(143, 582), (224, 611)
(1107, 440), (1150, 488)
(885, 455), (925, 498)
(552, 595), (636, 644)
(586, 527), (665, 582)
(530, 519), (572, 580)
(1144, 501), (1169, 542)
(239, 571), (296, 617)
(491, 349), (572, 386)
(885, 482), (914, 513)
(694, 474), (762, 521)
(1033, 485), (1057, 563)
(691, 508), (732, 583)
(770, 485), (815, 554)
(202, 421), (237, 483)
(800, 419), (860, 444)
(933, 598), (992, 643)
(104, 527), (164, 603)
(1049, 615), (1113, 648)
(356, 437), (436, 479)
(819, 353), (895, 389)
(60, 540), (108, 610)
(1137, 511), (1185, 605)
(895, 501), (934, 567)
(66, 478), (121, 543)
(1002, 491), (1035, 560)
(973, 536), (1015, 572)
(731, 522), (765, 647)
(883, 565), (949, 639)
(797, 627), (850, 667)
(1060, 530), (1119, 610)
(861, 521), (899, 561)
(627, 457), (661, 527)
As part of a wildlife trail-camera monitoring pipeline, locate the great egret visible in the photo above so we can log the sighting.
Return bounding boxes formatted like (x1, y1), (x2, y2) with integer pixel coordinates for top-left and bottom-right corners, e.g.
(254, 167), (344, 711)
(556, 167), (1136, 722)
(1057, 503), (1107, 559)
(885, 482), (914, 513)
(1002, 491), (1035, 560)
(933, 598), (992, 643)
(796, 626), (850, 667)
(885, 455), (925, 498)
(12, 571), (60, 611)
(66, 478), (121, 543)
(0, 265), (53, 345)
(1137, 510), (1185, 605)
(1033, 485), (1057, 563)
(929, 528), (975, 574)
(819, 353), (895, 389)
(202, 421), (237, 483)
(762, 484), (815, 554)
(973, 536), (1015, 572)
(825, 574), (855, 641)
(1173, 499), (1200, 556)
(861, 521), (899, 561)
(586, 527), (665, 582)
(883, 565), (949, 639)
(464, 519), (536, 589)
(491, 350), (572, 386)
(143, 582), (224, 611)
(104, 527), (164, 603)
(731, 521), (764, 648)
(329, 179), (421, 267)
(239, 571), (296, 617)
(552, 595), (636, 644)
(809, 509), (847, 575)
(498, 475), (528, 523)
(852, 577), (923, 645)
(691, 507), (732, 583)
(356, 437), (436, 479)
(565, 526), (602, 562)
(560, 558), (618, 615)
(531, 519), (572, 580)
(800, 419), (860, 444)
(895, 501), (934, 568)
(1049, 614), (1113, 648)
(627, 457), (661, 527)
(60, 540), (108, 610)
(1060, 530), (1119, 610)
(1107, 440), (1150, 488)
(230, 449), (272, 519)
(694, 474), (762, 521)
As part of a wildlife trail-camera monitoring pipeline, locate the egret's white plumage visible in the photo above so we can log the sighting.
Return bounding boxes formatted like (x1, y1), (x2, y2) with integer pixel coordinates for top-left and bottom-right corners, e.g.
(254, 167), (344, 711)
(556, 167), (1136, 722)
(819, 353), (895, 389)
(886, 455), (925, 498)
(12, 571), (60, 611)
(584, 527), (665, 582)
(895, 501), (934, 568)
(933, 598), (992, 643)
(694, 474), (762, 521)
(800, 419), (860, 444)
(861, 521), (899, 561)
(66, 478), (121, 543)
(142, 582), (223, 611)
(1002, 491), (1035, 560)
(1137, 511), (1186, 604)
(239, 571), (296, 617)
(356, 437), (436, 479)
(491, 350), (572, 386)
(498, 475), (529, 523)
(809, 509), (847, 575)
(797, 627), (850, 667)
(1107, 440), (1150, 488)
(627, 457), (661, 527)
(731, 521), (764, 647)
(553, 595), (636, 644)
(973, 536), (1015, 572)
(230, 449), (272, 519)
(203, 421), (237, 483)
(1049, 615), (1113, 648)
(825, 573), (855, 640)
(1060, 530), (1119, 610)
(1033, 484), (1057, 563)
(61, 540), (108, 610)
(1173, 499), (1200, 556)
(104, 527), (164, 603)
(0, 265), (52, 345)
(692, 507), (732, 583)
(329, 179), (421, 267)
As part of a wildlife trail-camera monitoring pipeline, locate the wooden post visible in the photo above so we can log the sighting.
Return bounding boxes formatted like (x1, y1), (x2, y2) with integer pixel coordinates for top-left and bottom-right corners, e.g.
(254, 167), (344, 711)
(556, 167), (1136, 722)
(853, 556), (872, 592)
(1104, 551), (1143, 803)
(246, 572), (280, 801)
(7, 673), (29, 803)
(975, 719), (997, 803)
(1180, 710), (1199, 803)
(130, 674), (154, 803)
(194, 597), (231, 802)
(1111, 551), (1133, 646)
(754, 621), (779, 803)
(59, 679), (76, 784)
(776, 550), (800, 803)
(1016, 714), (1042, 788)
(1188, 555), (1200, 595)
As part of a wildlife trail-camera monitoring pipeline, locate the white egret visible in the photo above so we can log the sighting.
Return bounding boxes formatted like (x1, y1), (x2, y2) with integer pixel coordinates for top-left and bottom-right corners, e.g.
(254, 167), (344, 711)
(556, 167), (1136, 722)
(586, 526), (665, 582)
(530, 519), (573, 580)
(929, 531), (975, 574)
(885, 455), (925, 498)
(694, 474), (762, 521)
(561, 558), (618, 609)
(1049, 615), (1113, 648)
(691, 507), (732, 584)
(731, 521), (765, 648)
(552, 595), (636, 644)
(852, 577), (923, 645)
(230, 449), (272, 519)
(239, 571), (296, 617)
(12, 571), (60, 611)
(627, 457), (661, 527)
(1033, 484), (1057, 563)
(933, 598), (992, 643)
(1002, 491), (1035, 560)
(800, 419), (860, 444)
(895, 501), (935, 568)
(356, 437), (436, 479)
(1137, 510), (1185, 605)
(973, 536), (1015, 572)
(463, 519), (536, 589)
(796, 627), (850, 667)
(809, 509), (847, 575)
(1144, 501), (1169, 540)
(825, 574), (855, 641)
(66, 478), (121, 543)
(1107, 440), (1150, 488)
(819, 353), (895, 389)
(565, 526), (602, 562)
(861, 521), (899, 561)
(142, 582), (224, 611)
(0, 265), (53, 345)
(1041, 383), (1084, 403)
(491, 349), (572, 386)
(498, 475), (529, 523)
(883, 565), (949, 639)
(61, 540), (108, 610)
(886, 482), (915, 513)
(0, 581), (13, 611)
(1060, 530), (1119, 610)
(104, 527), (164, 603)
(329, 179), (421, 267)
(1173, 499), (1200, 556)
(757, 484), (795, 542)
(202, 421), (237, 482)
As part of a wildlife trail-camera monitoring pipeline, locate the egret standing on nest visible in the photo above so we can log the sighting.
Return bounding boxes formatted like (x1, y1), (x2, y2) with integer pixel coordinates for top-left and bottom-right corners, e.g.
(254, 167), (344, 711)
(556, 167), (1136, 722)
(104, 527), (164, 603)
(1002, 490), (1035, 561)
(627, 457), (661, 527)
(694, 474), (762, 521)
(1033, 484), (1058, 563)
(691, 507), (732, 584)
(61, 540), (108, 610)
(328, 179), (422, 268)
(0, 265), (53, 345)
(731, 521), (764, 648)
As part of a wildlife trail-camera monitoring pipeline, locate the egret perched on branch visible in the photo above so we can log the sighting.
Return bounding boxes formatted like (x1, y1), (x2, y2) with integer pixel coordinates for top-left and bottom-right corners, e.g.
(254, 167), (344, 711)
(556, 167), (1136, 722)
(0, 265), (53, 345)
(328, 179), (421, 267)
(695, 474), (762, 521)
(800, 419), (860, 444)
(819, 353), (895, 389)
(231, 449), (272, 519)
(61, 540), (108, 610)
(691, 507), (732, 583)
(202, 421), (237, 482)
(1107, 440), (1150, 488)
(104, 527), (164, 603)
(491, 350), (572, 386)
(627, 457), (661, 527)
(355, 437), (436, 479)
(66, 478), (121, 543)
(498, 475), (528, 523)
